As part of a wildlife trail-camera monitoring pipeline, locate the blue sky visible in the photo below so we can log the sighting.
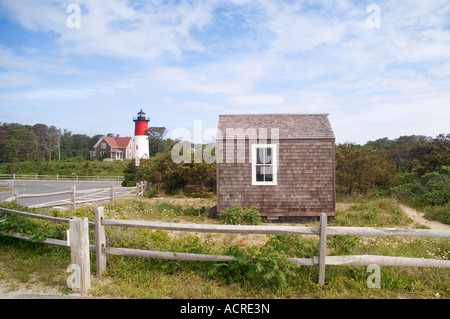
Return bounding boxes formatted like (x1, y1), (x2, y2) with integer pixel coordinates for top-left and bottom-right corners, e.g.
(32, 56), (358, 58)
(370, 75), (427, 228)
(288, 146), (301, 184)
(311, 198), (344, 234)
(0, 0), (449, 144)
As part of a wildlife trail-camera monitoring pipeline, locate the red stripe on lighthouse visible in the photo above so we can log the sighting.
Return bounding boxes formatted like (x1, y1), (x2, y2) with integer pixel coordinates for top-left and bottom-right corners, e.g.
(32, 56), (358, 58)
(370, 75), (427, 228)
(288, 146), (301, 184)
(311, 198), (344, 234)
(135, 121), (148, 136)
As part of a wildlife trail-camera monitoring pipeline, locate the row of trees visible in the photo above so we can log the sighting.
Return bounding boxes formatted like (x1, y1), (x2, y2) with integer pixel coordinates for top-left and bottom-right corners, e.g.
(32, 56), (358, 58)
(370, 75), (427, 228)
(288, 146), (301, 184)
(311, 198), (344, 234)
(336, 134), (450, 197)
(0, 122), (176, 164)
(0, 122), (105, 163)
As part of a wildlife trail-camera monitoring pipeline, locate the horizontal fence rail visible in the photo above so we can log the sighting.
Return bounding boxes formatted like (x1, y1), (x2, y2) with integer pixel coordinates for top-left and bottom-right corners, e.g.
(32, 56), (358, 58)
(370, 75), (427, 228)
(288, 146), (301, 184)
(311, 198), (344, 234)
(1, 204), (449, 293)
(0, 207), (94, 226)
(100, 219), (450, 238)
(101, 219), (320, 235)
(96, 210), (450, 285)
(0, 180), (14, 190)
(0, 174), (124, 181)
(10, 182), (146, 209)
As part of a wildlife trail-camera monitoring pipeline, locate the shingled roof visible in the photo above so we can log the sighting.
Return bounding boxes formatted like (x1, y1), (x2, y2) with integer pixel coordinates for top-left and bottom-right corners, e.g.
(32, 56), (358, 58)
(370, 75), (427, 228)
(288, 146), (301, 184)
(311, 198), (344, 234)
(217, 114), (335, 140)
(94, 136), (133, 149)
(104, 136), (132, 148)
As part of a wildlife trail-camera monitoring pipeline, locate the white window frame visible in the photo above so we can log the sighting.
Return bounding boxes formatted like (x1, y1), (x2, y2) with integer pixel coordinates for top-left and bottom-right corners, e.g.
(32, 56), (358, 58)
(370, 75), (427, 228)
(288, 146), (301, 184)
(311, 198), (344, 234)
(251, 144), (277, 186)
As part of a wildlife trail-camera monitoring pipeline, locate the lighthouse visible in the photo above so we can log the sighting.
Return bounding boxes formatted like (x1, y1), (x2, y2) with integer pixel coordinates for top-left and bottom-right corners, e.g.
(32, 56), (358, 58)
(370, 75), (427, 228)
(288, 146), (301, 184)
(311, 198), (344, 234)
(132, 109), (150, 159)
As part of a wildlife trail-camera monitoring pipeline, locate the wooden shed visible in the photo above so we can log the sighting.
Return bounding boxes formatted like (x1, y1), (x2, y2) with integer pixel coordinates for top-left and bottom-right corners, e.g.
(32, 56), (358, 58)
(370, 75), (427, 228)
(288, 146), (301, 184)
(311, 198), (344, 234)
(216, 114), (336, 222)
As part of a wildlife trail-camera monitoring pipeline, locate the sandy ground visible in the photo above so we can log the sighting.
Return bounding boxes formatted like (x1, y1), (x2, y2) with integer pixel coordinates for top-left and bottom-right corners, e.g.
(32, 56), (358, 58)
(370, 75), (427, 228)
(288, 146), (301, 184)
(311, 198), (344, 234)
(399, 204), (450, 230)
(0, 279), (93, 299)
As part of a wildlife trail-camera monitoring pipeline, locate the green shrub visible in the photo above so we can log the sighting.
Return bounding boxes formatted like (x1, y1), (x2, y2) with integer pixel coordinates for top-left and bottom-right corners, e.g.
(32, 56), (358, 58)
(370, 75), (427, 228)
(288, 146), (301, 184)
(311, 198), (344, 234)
(219, 205), (261, 225)
(219, 205), (242, 225)
(241, 205), (261, 225)
(423, 204), (450, 225)
(0, 204), (68, 241)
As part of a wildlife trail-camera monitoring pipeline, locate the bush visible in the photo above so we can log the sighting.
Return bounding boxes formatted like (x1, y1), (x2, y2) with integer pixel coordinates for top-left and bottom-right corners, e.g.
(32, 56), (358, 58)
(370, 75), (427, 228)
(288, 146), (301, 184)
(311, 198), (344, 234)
(219, 205), (261, 225)
(219, 205), (242, 225)
(242, 205), (261, 225)
(391, 167), (450, 224)
(123, 149), (216, 198)
(423, 204), (450, 225)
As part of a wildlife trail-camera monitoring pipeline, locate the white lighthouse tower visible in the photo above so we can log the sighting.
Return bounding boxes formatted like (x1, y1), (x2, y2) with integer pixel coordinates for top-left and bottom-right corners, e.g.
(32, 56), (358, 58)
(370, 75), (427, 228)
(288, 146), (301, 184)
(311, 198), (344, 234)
(132, 109), (150, 159)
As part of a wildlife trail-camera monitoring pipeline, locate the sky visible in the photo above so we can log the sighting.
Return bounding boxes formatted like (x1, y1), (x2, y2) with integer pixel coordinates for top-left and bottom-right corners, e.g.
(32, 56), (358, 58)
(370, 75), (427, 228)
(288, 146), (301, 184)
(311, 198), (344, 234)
(0, 0), (449, 145)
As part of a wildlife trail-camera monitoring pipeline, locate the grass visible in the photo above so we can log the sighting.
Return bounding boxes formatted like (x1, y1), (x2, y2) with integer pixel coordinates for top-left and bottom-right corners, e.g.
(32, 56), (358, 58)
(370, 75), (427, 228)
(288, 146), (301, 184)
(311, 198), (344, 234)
(0, 158), (129, 177)
(0, 197), (448, 299)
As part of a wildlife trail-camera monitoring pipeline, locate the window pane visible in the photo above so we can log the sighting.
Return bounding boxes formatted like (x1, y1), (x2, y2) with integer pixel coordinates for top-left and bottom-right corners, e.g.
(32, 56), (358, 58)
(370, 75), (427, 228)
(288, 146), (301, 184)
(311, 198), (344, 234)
(265, 148), (272, 164)
(256, 148), (264, 164)
(256, 166), (264, 181)
(264, 165), (273, 181)
(256, 147), (273, 164)
(253, 145), (276, 184)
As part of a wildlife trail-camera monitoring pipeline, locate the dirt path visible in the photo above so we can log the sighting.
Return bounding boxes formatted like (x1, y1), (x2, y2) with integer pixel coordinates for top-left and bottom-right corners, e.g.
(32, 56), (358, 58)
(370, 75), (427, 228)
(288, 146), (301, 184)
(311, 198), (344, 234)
(399, 204), (450, 230)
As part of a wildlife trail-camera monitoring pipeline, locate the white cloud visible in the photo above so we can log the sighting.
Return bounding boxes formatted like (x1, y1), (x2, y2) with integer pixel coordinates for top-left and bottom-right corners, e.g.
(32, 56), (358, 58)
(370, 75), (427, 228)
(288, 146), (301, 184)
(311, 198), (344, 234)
(229, 94), (284, 105)
(60, 0), (213, 60)
(0, 71), (37, 88)
(145, 57), (267, 95)
(0, 0), (67, 33)
(1, 0), (449, 143)
(0, 0), (215, 60)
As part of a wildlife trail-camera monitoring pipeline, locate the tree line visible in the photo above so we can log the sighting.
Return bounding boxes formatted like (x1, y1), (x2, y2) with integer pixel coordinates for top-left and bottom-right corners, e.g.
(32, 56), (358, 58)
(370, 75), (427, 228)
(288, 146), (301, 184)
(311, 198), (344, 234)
(0, 122), (104, 163)
(0, 122), (175, 163)
(336, 133), (450, 197)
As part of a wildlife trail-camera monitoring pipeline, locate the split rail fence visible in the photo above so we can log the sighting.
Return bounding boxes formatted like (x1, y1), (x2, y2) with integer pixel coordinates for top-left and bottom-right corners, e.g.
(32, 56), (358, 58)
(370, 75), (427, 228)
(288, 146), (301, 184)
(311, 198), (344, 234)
(0, 206), (449, 293)
(0, 174), (124, 182)
(11, 181), (146, 209)
(0, 180), (14, 190)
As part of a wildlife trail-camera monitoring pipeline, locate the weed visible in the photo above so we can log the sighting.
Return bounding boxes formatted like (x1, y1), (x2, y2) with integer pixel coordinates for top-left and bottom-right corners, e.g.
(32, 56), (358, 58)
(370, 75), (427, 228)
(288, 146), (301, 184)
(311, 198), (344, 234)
(155, 202), (183, 216)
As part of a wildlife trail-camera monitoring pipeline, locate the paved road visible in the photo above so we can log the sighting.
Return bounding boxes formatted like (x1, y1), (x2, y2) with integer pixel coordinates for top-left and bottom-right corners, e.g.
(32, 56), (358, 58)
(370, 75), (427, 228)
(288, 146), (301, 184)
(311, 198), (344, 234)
(0, 180), (134, 210)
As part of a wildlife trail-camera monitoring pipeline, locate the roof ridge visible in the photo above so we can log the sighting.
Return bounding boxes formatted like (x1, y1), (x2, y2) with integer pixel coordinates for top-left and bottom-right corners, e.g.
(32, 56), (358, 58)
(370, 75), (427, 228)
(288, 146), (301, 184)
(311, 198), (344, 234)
(217, 113), (334, 139)
(219, 113), (329, 116)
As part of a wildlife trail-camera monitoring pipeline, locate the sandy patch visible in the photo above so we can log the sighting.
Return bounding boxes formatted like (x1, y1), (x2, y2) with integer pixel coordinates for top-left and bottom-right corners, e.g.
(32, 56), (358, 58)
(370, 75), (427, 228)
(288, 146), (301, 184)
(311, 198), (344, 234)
(399, 204), (450, 230)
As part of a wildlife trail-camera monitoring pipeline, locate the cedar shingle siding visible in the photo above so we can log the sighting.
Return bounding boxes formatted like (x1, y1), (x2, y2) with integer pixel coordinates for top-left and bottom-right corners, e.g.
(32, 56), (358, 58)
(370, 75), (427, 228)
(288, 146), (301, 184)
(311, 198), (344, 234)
(216, 114), (336, 222)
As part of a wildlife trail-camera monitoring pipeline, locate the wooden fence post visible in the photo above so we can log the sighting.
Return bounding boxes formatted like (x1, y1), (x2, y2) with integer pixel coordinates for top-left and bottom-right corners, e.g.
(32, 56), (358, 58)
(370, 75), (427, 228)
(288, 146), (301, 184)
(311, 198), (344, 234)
(69, 217), (91, 293)
(13, 190), (18, 205)
(95, 207), (107, 278)
(136, 182), (140, 201)
(318, 213), (328, 286)
(71, 185), (76, 209)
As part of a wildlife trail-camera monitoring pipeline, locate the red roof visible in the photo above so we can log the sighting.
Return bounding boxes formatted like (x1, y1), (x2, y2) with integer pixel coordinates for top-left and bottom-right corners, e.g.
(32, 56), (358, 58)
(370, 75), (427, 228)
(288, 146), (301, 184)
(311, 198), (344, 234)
(104, 136), (132, 148)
